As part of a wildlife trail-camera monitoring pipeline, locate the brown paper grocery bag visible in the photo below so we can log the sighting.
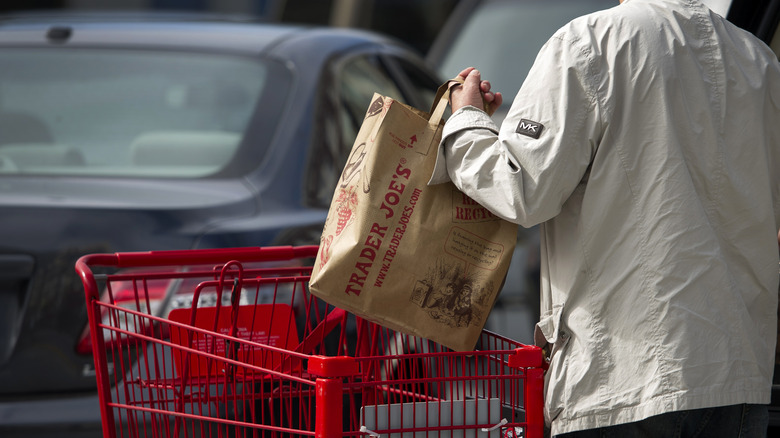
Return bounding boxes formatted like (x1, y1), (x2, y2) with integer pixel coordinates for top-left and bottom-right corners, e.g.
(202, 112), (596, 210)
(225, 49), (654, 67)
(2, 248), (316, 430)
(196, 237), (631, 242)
(309, 80), (517, 351)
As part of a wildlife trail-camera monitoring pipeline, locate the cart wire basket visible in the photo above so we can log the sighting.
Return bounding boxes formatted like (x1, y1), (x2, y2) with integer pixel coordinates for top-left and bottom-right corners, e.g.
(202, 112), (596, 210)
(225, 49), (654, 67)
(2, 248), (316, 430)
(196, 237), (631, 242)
(76, 245), (546, 438)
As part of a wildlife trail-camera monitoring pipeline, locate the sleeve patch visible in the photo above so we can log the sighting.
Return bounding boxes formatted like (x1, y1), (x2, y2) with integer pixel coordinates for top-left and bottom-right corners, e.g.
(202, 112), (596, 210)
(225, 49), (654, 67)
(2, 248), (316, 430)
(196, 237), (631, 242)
(516, 119), (544, 139)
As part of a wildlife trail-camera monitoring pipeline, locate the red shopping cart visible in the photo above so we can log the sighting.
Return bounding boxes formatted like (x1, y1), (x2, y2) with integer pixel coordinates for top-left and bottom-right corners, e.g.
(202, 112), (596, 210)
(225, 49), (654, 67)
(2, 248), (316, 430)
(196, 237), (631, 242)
(76, 245), (546, 438)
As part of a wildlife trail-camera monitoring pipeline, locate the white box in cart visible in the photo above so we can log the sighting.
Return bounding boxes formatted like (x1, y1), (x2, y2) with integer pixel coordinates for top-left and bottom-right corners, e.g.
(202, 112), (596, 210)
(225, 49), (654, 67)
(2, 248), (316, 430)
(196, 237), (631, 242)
(361, 398), (506, 438)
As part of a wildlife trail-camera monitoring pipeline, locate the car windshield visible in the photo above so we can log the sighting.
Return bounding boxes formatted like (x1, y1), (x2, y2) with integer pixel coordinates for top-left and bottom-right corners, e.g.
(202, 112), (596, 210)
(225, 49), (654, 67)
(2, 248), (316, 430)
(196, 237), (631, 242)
(0, 48), (276, 178)
(438, 0), (616, 107)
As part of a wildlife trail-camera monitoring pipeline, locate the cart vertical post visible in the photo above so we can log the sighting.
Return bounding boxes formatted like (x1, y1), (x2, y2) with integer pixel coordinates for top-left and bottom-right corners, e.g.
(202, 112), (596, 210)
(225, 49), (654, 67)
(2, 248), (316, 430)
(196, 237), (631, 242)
(525, 367), (545, 438)
(315, 378), (344, 438)
(309, 355), (359, 438)
(76, 254), (119, 438)
(508, 345), (546, 438)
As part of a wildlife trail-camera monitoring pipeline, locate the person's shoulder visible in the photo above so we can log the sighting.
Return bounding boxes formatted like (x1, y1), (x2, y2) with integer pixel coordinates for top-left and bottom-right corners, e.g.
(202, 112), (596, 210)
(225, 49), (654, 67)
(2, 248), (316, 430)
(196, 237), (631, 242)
(554, 0), (680, 50)
(540, 4), (622, 57)
(551, 3), (625, 45)
(710, 7), (779, 66)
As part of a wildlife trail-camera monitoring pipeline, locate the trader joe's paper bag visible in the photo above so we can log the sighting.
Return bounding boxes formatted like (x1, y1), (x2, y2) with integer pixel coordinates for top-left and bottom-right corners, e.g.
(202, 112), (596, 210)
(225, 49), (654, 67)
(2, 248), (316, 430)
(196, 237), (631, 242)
(309, 81), (517, 351)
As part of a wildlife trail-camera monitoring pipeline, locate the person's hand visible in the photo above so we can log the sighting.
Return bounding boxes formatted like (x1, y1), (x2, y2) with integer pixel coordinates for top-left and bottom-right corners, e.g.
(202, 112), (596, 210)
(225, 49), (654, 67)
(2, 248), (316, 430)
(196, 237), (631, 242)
(450, 67), (503, 116)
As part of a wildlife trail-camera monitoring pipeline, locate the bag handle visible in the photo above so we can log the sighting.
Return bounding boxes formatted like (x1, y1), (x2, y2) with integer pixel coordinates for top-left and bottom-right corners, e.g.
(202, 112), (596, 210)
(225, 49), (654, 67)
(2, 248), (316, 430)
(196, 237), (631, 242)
(428, 76), (489, 127)
(428, 77), (462, 127)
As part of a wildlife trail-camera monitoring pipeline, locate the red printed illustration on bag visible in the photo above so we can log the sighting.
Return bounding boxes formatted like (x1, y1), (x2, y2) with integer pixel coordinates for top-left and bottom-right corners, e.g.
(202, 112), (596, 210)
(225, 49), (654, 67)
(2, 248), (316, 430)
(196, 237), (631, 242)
(319, 234), (333, 269)
(334, 185), (359, 235)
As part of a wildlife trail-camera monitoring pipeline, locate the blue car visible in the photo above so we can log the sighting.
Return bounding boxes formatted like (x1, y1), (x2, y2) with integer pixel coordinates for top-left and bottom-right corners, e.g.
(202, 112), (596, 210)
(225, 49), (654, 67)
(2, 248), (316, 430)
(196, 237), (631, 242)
(0, 14), (441, 436)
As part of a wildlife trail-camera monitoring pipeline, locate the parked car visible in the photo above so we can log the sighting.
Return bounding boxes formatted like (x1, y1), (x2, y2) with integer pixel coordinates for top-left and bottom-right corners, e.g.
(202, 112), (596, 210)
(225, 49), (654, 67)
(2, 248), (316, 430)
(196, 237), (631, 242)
(0, 13), (442, 437)
(427, 0), (780, 431)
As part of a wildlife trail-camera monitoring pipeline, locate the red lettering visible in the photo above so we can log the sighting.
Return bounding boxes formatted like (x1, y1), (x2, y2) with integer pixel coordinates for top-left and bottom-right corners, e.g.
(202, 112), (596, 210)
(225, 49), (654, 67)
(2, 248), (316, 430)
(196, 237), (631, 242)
(478, 208), (495, 219)
(345, 283), (362, 296)
(456, 206), (500, 221)
(387, 179), (405, 195)
(365, 233), (381, 250)
(355, 261), (372, 276)
(348, 273), (365, 287)
(395, 163), (411, 180)
(359, 247), (376, 262)
(369, 223), (387, 238)
(379, 202), (394, 219)
(385, 192), (400, 207)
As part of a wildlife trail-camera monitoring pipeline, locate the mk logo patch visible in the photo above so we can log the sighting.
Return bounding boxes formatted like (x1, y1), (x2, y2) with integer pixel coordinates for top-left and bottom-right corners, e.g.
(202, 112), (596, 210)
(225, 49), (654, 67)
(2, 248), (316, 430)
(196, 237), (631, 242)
(516, 119), (544, 139)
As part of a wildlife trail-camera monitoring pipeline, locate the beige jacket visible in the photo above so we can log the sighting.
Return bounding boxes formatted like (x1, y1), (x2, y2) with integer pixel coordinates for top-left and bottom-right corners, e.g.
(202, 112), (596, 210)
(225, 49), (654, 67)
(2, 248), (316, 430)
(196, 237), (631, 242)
(431, 0), (780, 434)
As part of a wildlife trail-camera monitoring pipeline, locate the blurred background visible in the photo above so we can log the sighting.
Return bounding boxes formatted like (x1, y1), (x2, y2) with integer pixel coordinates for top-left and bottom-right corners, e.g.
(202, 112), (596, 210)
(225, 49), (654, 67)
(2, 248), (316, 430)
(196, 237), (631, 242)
(1, 0), (777, 436)
(0, 0), (459, 55)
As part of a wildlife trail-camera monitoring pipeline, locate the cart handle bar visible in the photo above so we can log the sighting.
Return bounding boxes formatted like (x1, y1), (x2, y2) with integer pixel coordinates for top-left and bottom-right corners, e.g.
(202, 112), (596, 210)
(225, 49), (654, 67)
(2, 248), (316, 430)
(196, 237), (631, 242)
(77, 245), (319, 269)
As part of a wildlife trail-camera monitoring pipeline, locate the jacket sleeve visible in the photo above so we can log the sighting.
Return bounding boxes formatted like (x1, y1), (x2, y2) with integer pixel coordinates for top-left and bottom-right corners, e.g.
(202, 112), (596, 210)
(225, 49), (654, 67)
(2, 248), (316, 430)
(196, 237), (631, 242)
(431, 31), (604, 228)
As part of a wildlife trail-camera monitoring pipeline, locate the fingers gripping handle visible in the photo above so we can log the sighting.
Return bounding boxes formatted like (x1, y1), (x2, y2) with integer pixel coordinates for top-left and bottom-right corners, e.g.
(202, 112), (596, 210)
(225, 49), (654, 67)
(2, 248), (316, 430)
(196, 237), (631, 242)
(428, 76), (488, 127)
(428, 77), (462, 127)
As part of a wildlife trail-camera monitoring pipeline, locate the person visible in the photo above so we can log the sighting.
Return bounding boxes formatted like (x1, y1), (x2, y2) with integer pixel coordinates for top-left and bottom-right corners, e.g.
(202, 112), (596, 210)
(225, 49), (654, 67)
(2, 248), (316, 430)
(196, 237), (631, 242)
(429, 0), (780, 436)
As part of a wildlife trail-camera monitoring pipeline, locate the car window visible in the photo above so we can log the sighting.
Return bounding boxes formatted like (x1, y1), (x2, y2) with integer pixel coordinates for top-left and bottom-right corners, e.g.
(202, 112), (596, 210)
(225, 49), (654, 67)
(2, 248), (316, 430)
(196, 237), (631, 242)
(0, 48), (286, 178)
(305, 53), (406, 207)
(387, 56), (441, 110)
(437, 0), (616, 111)
(339, 55), (406, 141)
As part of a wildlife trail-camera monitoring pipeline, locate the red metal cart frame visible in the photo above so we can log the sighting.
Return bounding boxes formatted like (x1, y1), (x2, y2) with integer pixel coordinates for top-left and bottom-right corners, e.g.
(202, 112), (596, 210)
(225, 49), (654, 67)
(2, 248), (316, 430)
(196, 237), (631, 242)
(76, 245), (546, 438)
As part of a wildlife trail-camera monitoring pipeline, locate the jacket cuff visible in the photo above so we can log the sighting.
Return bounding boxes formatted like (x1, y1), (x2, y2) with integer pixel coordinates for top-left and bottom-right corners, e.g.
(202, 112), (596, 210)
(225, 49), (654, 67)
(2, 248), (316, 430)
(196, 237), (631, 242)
(428, 106), (499, 185)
